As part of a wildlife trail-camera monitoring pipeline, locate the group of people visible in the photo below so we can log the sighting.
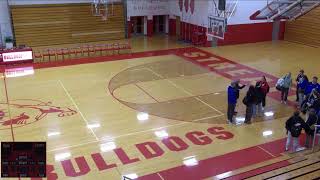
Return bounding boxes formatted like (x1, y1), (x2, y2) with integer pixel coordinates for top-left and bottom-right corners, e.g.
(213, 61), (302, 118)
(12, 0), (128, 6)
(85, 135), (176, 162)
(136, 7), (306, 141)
(227, 76), (270, 124)
(227, 69), (320, 152)
(284, 70), (320, 151)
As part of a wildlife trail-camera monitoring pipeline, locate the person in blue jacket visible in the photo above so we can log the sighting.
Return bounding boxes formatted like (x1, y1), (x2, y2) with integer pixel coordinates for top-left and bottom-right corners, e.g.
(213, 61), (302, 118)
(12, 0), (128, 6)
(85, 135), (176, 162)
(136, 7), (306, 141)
(305, 76), (319, 97)
(297, 74), (309, 107)
(227, 81), (237, 124)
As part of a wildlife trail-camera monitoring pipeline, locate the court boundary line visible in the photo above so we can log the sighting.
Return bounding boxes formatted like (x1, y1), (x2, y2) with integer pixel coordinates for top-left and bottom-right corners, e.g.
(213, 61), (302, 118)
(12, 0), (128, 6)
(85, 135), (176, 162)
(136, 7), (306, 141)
(2, 73), (15, 141)
(257, 145), (277, 158)
(58, 80), (99, 141)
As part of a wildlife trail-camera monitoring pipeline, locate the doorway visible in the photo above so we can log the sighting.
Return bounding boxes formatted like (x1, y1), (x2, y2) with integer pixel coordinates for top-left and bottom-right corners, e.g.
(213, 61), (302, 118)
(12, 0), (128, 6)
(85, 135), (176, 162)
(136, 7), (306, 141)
(131, 16), (144, 36)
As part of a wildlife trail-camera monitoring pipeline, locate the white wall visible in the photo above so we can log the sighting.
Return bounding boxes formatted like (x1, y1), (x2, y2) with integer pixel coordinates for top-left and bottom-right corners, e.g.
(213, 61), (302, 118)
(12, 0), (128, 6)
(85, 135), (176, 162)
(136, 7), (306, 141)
(0, 0), (13, 46)
(8, 0), (121, 5)
(170, 0), (208, 27)
(127, 0), (169, 17)
(221, 0), (268, 25)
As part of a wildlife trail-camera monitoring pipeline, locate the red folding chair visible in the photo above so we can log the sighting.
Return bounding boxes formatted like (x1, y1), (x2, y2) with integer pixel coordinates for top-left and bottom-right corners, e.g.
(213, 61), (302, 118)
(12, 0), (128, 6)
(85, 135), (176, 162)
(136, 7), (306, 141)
(113, 43), (120, 55)
(119, 42), (131, 54)
(94, 44), (103, 56)
(33, 50), (43, 62)
(42, 48), (56, 61)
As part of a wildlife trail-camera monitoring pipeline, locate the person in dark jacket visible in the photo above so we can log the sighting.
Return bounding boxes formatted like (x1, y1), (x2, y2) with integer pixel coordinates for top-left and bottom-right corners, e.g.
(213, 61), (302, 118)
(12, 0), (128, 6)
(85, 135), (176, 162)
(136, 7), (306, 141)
(305, 109), (318, 148)
(297, 72), (309, 107)
(301, 89), (320, 114)
(253, 81), (264, 117)
(285, 111), (309, 152)
(227, 81), (237, 124)
(244, 85), (255, 124)
(234, 79), (246, 115)
(258, 76), (270, 109)
(305, 76), (319, 97)
(296, 70), (308, 102)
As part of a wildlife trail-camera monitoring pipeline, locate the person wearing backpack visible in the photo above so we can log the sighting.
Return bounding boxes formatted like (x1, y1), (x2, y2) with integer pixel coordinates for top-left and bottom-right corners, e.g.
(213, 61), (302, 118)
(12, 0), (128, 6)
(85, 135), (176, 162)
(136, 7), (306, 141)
(281, 73), (292, 104)
(243, 85), (255, 124)
(285, 110), (308, 152)
(305, 109), (318, 148)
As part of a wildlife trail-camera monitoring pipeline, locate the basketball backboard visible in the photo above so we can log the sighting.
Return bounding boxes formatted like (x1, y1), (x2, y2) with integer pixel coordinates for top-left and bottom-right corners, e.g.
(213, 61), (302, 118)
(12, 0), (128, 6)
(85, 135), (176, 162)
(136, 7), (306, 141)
(250, 0), (320, 21)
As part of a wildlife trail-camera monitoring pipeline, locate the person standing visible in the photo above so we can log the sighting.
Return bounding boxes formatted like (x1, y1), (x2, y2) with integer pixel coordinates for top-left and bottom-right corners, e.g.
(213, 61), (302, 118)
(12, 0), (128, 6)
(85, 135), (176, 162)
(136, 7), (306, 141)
(234, 79), (246, 115)
(305, 109), (318, 148)
(297, 73), (309, 107)
(259, 76), (270, 109)
(281, 73), (292, 104)
(285, 111), (308, 152)
(253, 81), (263, 117)
(227, 81), (237, 124)
(305, 76), (319, 97)
(243, 85), (255, 124)
(296, 70), (308, 102)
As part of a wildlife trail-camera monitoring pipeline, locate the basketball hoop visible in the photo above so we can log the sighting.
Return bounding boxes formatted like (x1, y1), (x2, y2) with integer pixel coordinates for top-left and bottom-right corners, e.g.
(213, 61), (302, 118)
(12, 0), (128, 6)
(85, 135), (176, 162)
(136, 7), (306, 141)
(91, 0), (114, 21)
(207, 0), (237, 40)
(207, 16), (227, 40)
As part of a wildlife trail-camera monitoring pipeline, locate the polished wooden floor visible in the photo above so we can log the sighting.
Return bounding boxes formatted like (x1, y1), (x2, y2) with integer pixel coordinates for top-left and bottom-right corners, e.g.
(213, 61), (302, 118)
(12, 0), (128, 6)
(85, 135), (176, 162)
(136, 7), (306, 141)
(0, 36), (319, 179)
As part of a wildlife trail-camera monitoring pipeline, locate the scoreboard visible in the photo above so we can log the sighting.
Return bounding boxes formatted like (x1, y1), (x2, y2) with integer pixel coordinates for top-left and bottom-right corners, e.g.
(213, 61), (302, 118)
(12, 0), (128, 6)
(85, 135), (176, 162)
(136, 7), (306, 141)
(1, 142), (46, 178)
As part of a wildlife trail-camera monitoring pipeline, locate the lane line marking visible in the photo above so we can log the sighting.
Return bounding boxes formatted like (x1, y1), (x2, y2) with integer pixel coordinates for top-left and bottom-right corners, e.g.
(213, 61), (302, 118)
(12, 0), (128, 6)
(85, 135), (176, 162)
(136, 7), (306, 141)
(58, 80), (99, 141)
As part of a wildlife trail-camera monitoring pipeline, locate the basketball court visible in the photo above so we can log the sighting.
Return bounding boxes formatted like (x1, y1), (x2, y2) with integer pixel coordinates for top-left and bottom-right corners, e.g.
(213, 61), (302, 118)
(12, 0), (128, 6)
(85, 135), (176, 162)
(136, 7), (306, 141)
(0, 0), (320, 180)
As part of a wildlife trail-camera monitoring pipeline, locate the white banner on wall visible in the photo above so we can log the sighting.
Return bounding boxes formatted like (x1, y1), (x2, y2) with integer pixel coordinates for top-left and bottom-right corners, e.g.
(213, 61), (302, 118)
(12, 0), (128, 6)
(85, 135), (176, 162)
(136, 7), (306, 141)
(2, 51), (33, 62)
(127, 0), (169, 17)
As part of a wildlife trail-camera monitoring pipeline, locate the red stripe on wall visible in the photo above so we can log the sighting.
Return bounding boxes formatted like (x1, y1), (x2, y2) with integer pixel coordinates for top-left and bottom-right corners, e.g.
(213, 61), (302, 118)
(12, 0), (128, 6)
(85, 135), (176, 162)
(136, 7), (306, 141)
(169, 19), (176, 36)
(218, 22), (274, 46)
(147, 19), (153, 37)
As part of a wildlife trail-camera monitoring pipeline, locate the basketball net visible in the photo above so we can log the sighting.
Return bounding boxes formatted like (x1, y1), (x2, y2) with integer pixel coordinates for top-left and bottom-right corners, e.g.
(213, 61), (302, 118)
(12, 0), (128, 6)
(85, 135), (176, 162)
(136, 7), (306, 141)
(91, 0), (114, 21)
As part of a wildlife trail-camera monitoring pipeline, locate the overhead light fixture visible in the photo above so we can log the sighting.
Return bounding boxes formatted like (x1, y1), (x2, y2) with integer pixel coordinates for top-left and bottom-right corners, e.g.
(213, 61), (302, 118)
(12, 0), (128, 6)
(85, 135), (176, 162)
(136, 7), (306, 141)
(87, 123), (101, 129)
(47, 131), (61, 137)
(263, 130), (273, 136)
(264, 111), (274, 117)
(183, 156), (198, 166)
(100, 142), (116, 152)
(137, 112), (149, 121)
(55, 152), (71, 161)
(154, 130), (169, 138)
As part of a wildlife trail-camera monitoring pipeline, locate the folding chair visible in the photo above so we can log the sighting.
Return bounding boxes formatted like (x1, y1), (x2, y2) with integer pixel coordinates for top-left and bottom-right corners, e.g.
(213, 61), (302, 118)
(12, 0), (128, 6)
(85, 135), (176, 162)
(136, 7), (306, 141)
(119, 42), (131, 54)
(33, 50), (43, 62)
(312, 125), (320, 151)
(113, 43), (120, 55)
(94, 44), (103, 56)
(42, 48), (56, 62)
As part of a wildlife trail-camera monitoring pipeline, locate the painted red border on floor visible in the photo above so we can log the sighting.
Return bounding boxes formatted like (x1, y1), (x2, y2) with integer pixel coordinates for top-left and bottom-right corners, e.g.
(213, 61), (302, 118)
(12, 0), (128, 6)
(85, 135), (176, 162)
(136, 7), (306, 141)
(139, 137), (287, 180)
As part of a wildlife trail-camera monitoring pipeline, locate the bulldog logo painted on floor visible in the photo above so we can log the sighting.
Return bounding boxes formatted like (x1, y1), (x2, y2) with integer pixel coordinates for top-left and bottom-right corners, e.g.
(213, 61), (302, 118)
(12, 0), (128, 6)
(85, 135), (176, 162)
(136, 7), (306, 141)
(0, 99), (77, 130)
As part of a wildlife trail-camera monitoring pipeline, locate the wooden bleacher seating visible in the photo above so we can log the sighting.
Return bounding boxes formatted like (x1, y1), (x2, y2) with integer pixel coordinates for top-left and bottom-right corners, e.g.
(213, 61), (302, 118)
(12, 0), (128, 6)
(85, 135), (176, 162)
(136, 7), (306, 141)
(10, 3), (125, 47)
(285, 6), (320, 47)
